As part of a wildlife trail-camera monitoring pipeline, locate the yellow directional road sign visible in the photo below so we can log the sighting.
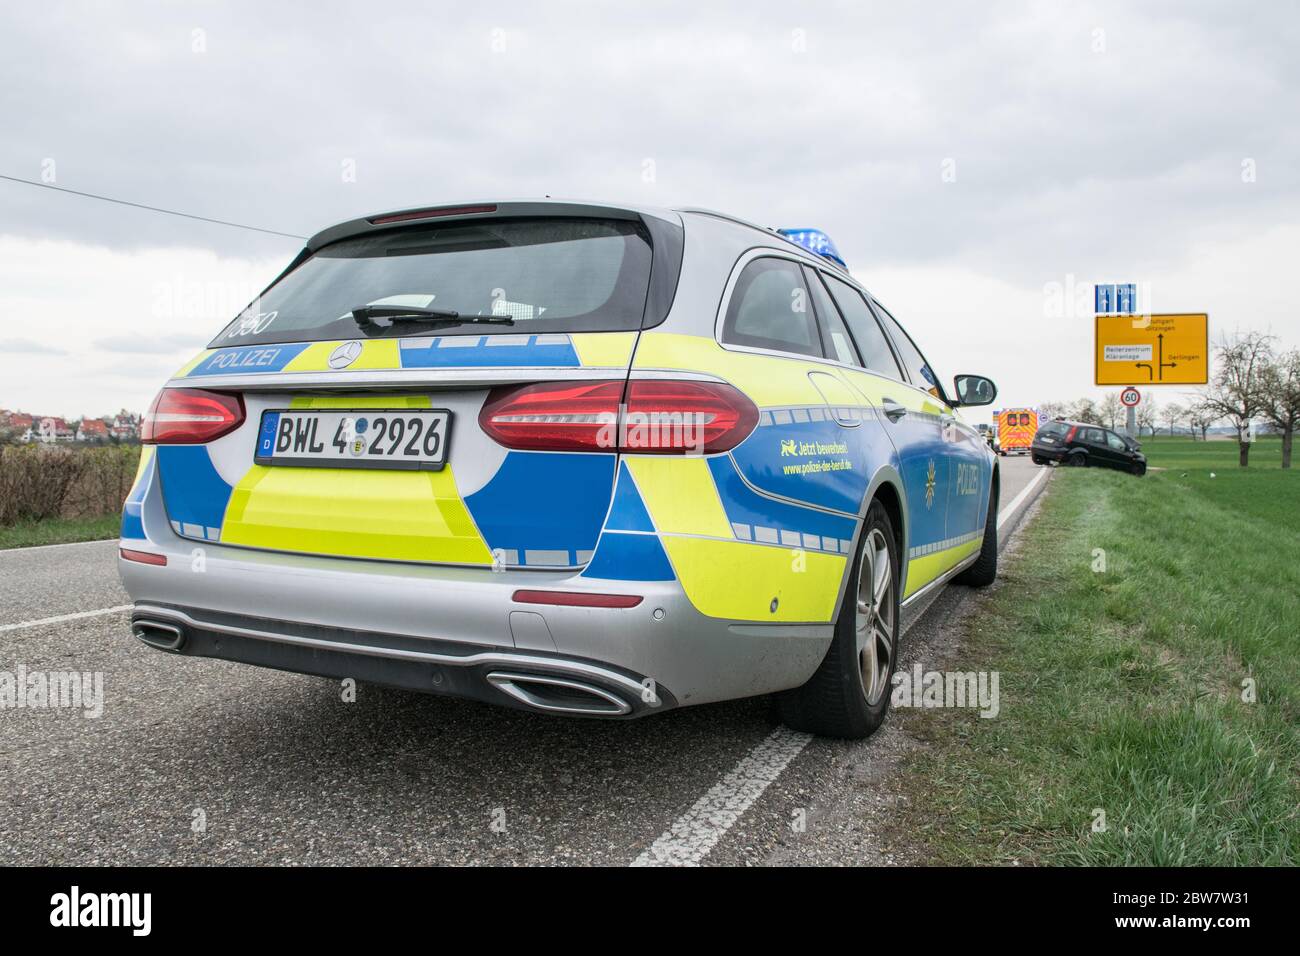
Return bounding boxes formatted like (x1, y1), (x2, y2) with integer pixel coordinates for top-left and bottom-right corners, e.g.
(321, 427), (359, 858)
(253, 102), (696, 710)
(1095, 313), (1209, 385)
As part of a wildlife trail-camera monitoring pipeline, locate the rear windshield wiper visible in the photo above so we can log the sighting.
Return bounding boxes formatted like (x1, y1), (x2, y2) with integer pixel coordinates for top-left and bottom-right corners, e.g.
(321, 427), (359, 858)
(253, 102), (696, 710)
(349, 305), (515, 330)
(350, 304), (459, 326)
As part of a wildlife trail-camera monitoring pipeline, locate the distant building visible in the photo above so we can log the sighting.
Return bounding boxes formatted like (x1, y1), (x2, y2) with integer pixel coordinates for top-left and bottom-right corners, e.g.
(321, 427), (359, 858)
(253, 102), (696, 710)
(0, 409), (34, 430)
(38, 417), (76, 443)
(76, 418), (110, 442)
(110, 410), (141, 441)
(1, 409), (140, 444)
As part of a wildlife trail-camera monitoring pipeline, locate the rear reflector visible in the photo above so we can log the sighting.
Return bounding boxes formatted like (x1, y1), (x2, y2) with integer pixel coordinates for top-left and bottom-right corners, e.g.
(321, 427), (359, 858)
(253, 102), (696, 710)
(480, 379), (759, 454)
(369, 204), (498, 225)
(120, 548), (167, 566)
(513, 589), (643, 609)
(141, 388), (244, 444)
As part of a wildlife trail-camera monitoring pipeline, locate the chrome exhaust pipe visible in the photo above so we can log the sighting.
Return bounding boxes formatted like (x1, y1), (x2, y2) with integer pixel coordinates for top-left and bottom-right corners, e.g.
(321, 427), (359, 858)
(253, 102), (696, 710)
(132, 619), (186, 652)
(486, 671), (632, 716)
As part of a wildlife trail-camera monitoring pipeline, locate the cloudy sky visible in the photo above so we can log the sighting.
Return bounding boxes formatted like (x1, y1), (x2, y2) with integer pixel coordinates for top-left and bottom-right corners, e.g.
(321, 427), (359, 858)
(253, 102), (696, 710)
(2, 1), (1298, 418)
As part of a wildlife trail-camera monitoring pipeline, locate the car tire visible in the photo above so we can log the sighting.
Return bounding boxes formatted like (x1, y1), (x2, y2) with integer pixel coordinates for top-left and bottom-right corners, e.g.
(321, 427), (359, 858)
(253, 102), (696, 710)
(955, 483), (998, 588)
(1031, 454), (1046, 465)
(1067, 451), (1087, 467)
(779, 499), (899, 740)
(1131, 462), (1146, 476)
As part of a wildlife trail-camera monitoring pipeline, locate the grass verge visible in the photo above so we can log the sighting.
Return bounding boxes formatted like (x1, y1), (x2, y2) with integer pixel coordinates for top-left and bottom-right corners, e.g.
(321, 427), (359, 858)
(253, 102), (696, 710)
(895, 437), (1299, 865)
(0, 515), (120, 550)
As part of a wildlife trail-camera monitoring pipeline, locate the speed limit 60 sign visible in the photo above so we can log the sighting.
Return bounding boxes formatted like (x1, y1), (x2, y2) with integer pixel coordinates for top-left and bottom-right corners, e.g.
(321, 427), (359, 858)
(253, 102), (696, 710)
(1121, 387), (1141, 407)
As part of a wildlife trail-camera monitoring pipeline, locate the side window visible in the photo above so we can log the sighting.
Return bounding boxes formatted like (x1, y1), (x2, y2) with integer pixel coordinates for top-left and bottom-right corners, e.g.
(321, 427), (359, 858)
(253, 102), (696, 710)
(1106, 432), (1127, 451)
(871, 299), (945, 401)
(721, 258), (822, 358)
(801, 266), (860, 366)
(822, 275), (904, 380)
(1083, 428), (1105, 444)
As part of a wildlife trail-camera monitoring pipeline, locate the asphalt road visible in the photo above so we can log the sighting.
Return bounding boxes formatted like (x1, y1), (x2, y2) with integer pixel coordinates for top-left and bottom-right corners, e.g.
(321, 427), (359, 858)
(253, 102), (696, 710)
(0, 456), (1047, 866)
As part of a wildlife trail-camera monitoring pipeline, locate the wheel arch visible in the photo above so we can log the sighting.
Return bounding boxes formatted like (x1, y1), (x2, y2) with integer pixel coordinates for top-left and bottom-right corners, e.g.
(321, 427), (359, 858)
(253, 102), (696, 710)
(872, 479), (905, 563)
(831, 465), (907, 621)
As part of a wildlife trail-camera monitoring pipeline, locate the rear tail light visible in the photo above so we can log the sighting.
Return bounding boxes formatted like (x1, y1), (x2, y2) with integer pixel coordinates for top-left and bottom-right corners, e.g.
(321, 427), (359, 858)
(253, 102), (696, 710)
(623, 380), (760, 453)
(513, 589), (643, 609)
(119, 548), (167, 566)
(141, 388), (245, 444)
(479, 380), (759, 454)
(1065, 426), (1078, 443)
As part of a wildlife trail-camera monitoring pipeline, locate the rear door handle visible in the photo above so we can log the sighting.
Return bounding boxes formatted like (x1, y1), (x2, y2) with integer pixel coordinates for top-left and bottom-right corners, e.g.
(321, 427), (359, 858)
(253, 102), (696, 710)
(881, 399), (907, 422)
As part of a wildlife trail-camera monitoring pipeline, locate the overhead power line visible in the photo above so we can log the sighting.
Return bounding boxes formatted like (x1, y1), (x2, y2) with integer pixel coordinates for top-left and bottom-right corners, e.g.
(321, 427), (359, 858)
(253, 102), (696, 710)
(0, 173), (306, 240)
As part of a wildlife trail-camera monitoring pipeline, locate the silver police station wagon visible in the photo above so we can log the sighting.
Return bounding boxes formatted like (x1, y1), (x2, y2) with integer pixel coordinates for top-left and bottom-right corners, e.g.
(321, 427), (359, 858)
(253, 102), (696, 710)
(120, 200), (999, 738)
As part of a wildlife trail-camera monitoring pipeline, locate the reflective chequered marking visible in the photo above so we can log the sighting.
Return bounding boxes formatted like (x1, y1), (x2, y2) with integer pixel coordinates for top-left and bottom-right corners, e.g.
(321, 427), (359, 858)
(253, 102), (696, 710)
(724, 522), (847, 555)
(907, 528), (983, 560)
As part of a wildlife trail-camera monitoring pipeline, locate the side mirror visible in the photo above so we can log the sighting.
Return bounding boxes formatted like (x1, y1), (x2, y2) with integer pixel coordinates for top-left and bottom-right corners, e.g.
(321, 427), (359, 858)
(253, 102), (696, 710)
(954, 374), (997, 407)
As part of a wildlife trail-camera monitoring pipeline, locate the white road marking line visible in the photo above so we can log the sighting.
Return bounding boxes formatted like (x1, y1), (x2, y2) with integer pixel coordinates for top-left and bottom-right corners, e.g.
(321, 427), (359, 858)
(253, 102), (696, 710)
(998, 467), (1048, 530)
(0, 537), (118, 555)
(631, 727), (812, 867)
(634, 464), (1050, 867)
(0, 605), (132, 634)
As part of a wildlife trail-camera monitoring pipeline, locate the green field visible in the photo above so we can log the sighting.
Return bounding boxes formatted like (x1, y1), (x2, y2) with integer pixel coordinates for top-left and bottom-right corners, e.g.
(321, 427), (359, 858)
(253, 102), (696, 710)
(0, 443), (138, 549)
(897, 436), (1299, 865)
(0, 514), (122, 550)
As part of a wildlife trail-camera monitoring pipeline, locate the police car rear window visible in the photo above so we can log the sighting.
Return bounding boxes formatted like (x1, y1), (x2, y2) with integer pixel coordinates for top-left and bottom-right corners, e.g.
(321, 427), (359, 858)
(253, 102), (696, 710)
(210, 218), (654, 346)
(720, 257), (823, 358)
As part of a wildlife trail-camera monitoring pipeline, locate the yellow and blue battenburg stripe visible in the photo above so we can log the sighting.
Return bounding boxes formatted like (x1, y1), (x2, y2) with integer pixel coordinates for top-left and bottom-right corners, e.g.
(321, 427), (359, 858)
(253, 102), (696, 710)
(141, 327), (985, 623)
(579, 453), (850, 622)
(707, 455), (856, 554)
(219, 394), (491, 564)
(581, 462), (676, 581)
(119, 447), (156, 541)
(155, 445), (234, 541)
(186, 344), (309, 376)
(180, 333), (638, 378)
(465, 452), (615, 567)
(397, 335), (580, 368)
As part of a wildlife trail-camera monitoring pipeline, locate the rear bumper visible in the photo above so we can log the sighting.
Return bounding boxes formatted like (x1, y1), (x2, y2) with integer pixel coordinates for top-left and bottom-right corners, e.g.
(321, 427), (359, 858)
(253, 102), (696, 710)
(118, 536), (834, 716)
(1030, 443), (1065, 461)
(129, 604), (670, 717)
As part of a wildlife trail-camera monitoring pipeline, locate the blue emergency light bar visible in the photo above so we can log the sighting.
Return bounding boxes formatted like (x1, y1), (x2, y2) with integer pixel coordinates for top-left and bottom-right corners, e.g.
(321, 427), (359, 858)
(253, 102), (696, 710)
(777, 228), (847, 268)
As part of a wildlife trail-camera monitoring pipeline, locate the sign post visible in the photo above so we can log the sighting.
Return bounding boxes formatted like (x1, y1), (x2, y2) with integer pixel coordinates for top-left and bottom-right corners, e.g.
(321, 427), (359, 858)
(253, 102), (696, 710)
(1120, 387), (1141, 439)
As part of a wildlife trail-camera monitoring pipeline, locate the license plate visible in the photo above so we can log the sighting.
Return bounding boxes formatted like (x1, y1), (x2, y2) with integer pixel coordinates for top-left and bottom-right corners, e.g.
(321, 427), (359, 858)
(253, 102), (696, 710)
(255, 409), (451, 471)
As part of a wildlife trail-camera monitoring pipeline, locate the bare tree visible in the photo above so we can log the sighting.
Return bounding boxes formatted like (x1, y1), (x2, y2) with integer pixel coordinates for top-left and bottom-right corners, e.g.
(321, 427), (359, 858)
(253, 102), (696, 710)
(1258, 349), (1300, 469)
(1162, 402), (1185, 436)
(1069, 397), (1102, 424)
(1201, 330), (1275, 466)
(1099, 392), (1124, 430)
(1038, 400), (1069, 421)
(1136, 395), (1158, 436)
(1186, 400), (1216, 440)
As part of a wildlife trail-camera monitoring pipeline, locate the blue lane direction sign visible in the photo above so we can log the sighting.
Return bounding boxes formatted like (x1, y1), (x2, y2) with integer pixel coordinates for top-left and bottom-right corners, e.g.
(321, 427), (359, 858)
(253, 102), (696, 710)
(1095, 282), (1138, 315)
(1095, 284), (1115, 313)
(1116, 284), (1136, 313)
